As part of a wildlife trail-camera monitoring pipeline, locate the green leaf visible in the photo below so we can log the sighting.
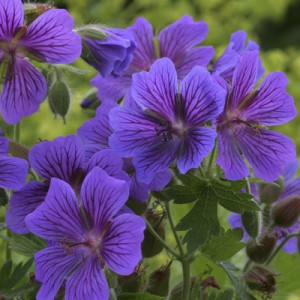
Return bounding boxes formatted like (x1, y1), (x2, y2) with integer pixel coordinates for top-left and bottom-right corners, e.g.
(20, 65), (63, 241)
(0, 233), (45, 257)
(216, 288), (234, 300)
(175, 177), (259, 253)
(176, 185), (220, 253)
(0, 223), (6, 230)
(247, 177), (280, 188)
(202, 229), (245, 261)
(118, 293), (164, 300)
(0, 259), (33, 298)
(208, 290), (217, 300)
(210, 179), (260, 213)
(163, 175), (207, 204)
(241, 211), (260, 239)
(219, 261), (256, 300)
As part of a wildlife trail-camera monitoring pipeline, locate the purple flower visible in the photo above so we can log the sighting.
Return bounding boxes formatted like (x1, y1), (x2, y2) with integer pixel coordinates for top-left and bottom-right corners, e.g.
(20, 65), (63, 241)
(78, 100), (172, 202)
(0, 0), (81, 124)
(0, 131), (28, 190)
(25, 167), (145, 300)
(216, 51), (297, 181)
(229, 159), (300, 254)
(79, 26), (136, 77)
(6, 135), (128, 234)
(92, 15), (214, 102)
(212, 30), (264, 80)
(109, 58), (226, 183)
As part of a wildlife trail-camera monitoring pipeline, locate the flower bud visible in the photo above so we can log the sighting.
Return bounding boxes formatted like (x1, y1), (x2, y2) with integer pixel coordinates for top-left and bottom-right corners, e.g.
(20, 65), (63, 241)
(145, 262), (171, 297)
(77, 25), (135, 77)
(118, 265), (147, 293)
(48, 80), (71, 124)
(271, 196), (300, 228)
(24, 3), (53, 25)
(244, 265), (278, 298)
(80, 88), (100, 109)
(259, 177), (284, 204)
(246, 233), (277, 263)
(142, 209), (166, 258)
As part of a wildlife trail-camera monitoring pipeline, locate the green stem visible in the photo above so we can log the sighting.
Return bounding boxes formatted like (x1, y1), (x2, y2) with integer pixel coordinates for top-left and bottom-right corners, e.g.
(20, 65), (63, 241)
(165, 201), (192, 300)
(165, 201), (184, 257)
(245, 177), (251, 194)
(198, 166), (206, 178)
(243, 259), (252, 273)
(144, 219), (180, 259)
(181, 257), (191, 300)
(266, 233), (300, 265)
(206, 142), (217, 177)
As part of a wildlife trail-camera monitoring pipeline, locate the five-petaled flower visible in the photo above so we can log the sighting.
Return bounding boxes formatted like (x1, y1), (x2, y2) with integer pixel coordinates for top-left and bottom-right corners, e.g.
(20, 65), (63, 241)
(0, 0), (81, 123)
(26, 167), (145, 300)
(109, 58), (226, 183)
(92, 15), (214, 103)
(216, 51), (297, 181)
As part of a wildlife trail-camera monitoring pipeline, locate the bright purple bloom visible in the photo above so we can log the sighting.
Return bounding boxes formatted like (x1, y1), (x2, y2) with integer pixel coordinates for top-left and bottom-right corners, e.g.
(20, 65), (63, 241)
(212, 30), (264, 80)
(6, 135), (128, 234)
(109, 58), (226, 183)
(0, 131), (28, 190)
(0, 0), (81, 123)
(80, 26), (136, 77)
(26, 167), (145, 300)
(229, 159), (300, 253)
(78, 100), (172, 202)
(92, 15), (214, 102)
(216, 51), (297, 181)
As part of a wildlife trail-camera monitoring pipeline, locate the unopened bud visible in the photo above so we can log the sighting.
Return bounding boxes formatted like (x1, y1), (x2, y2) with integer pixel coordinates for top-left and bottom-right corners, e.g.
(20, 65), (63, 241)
(271, 196), (300, 228)
(77, 26), (107, 40)
(142, 209), (166, 258)
(24, 3), (53, 25)
(146, 262), (171, 297)
(48, 80), (71, 124)
(118, 265), (147, 293)
(259, 177), (284, 204)
(244, 265), (278, 298)
(246, 233), (277, 263)
(80, 88), (100, 109)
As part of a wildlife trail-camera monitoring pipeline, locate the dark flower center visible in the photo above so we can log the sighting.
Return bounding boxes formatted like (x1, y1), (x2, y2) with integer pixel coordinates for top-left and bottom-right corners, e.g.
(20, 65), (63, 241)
(155, 121), (173, 142)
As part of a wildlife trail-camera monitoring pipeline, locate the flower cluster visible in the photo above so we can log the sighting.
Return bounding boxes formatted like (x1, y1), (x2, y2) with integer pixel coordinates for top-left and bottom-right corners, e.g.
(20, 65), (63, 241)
(1, 3), (299, 299)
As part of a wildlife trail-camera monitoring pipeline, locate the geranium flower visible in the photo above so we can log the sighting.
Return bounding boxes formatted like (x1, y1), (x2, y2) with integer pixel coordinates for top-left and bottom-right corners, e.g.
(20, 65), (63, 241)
(0, 0), (81, 123)
(109, 58), (226, 183)
(216, 51), (297, 181)
(91, 15), (214, 102)
(26, 167), (145, 300)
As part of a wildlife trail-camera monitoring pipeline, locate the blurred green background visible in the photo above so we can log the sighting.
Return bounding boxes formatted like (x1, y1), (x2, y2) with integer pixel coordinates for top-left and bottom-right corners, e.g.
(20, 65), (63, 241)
(1, 0), (300, 299)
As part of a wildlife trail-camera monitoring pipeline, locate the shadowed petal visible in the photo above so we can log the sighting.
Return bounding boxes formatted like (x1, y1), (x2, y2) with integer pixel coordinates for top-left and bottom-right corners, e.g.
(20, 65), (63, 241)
(132, 58), (177, 120)
(80, 167), (129, 232)
(0, 134), (9, 155)
(29, 135), (85, 182)
(177, 127), (217, 174)
(230, 30), (247, 53)
(181, 66), (226, 125)
(0, 155), (28, 190)
(85, 150), (129, 182)
(235, 127), (296, 182)
(78, 101), (117, 159)
(130, 168), (172, 203)
(91, 72), (132, 102)
(109, 106), (158, 157)
(158, 15), (208, 66)
(21, 9), (81, 63)
(0, 57), (47, 124)
(6, 181), (48, 234)
(176, 46), (214, 79)
(128, 17), (156, 70)
(26, 178), (85, 242)
(35, 246), (84, 300)
(281, 159), (298, 183)
(102, 213), (145, 275)
(0, 0), (23, 39)
(244, 72), (297, 126)
(65, 257), (109, 300)
(230, 51), (259, 109)
(216, 126), (249, 180)
(281, 177), (300, 200)
(134, 138), (181, 184)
